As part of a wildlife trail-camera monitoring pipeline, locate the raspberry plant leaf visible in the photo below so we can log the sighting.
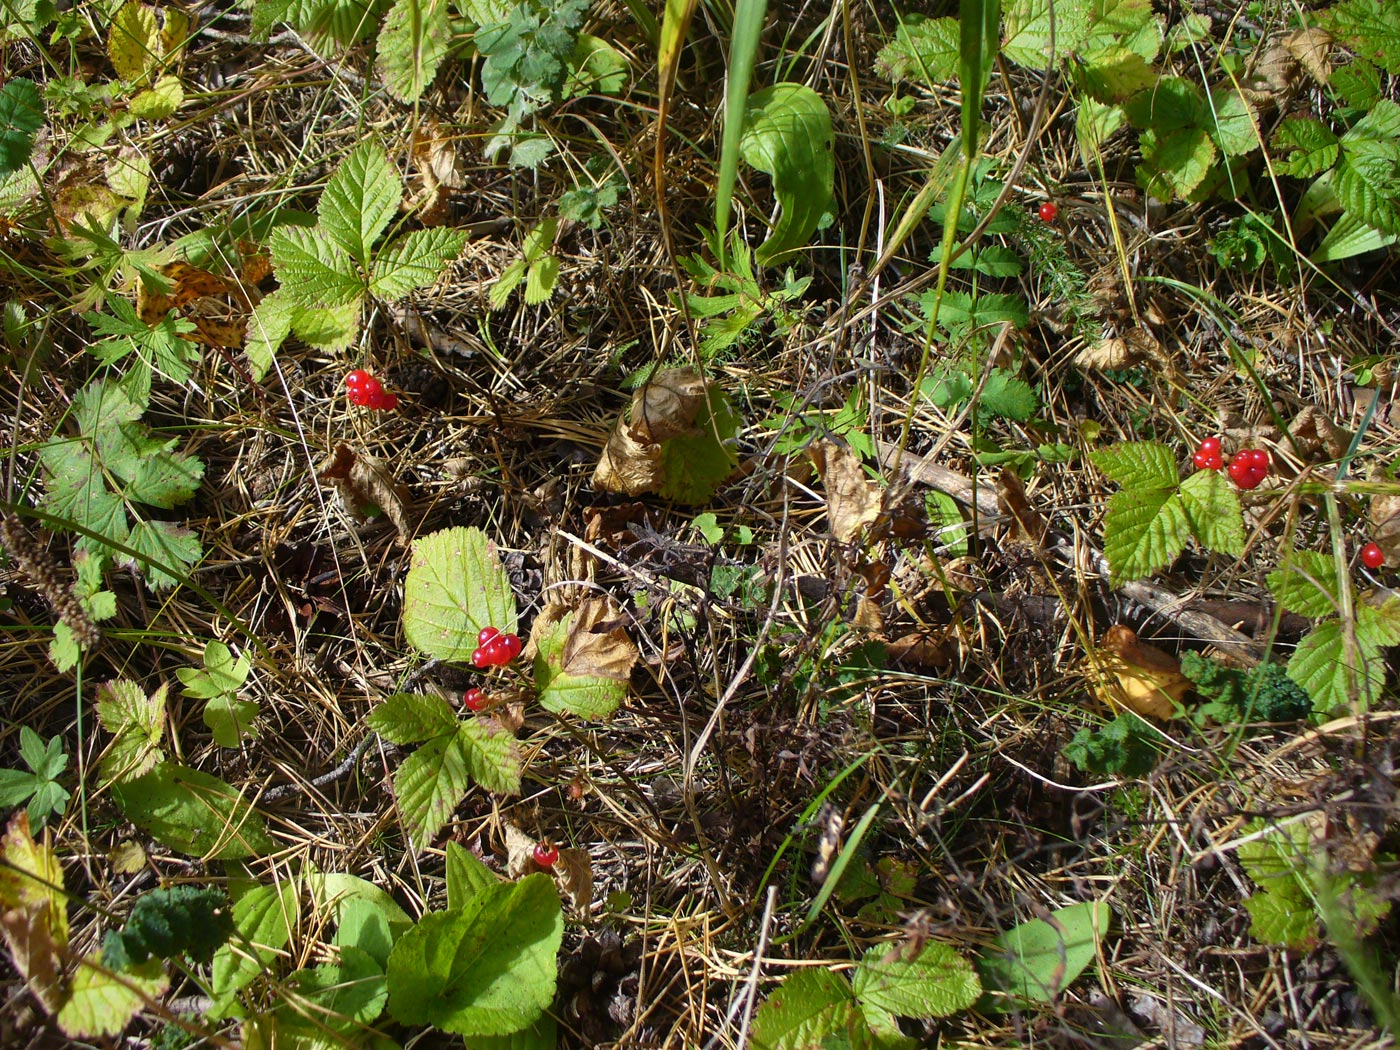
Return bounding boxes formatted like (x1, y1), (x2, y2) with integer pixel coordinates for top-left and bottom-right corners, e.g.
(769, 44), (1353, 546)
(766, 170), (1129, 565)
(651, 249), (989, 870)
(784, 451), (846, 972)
(376, 0), (451, 103)
(403, 527), (518, 663)
(96, 679), (167, 786)
(386, 875), (565, 1036)
(1177, 468), (1244, 558)
(530, 599), (636, 720)
(318, 142), (399, 266)
(1267, 551), (1341, 618)
(268, 226), (366, 308)
(748, 967), (865, 1049)
(370, 226), (470, 300)
(366, 692), (460, 744)
(852, 942), (982, 1020)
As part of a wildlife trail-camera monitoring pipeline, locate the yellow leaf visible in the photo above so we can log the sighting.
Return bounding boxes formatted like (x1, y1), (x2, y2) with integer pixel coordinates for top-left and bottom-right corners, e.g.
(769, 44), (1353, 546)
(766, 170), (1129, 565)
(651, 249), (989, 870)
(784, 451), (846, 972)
(57, 955), (167, 1038)
(108, 2), (162, 84)
(1085, 625), (1190, 720)
(0, 813), (68, 949)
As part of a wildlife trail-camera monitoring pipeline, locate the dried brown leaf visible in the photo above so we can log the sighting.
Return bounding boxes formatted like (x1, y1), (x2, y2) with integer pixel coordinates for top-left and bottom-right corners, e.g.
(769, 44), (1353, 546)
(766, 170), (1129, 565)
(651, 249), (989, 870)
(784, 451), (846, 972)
(811, 440), (885, 543)
(1369, 493), (1400, 567)
(1289, 406), (1351, 462)
(319, 445), (415, 540)
(558, 597), (637, 681)
(1087, 625), (1189, 719)
(1075, 337), (1134, 371)
(554, 848), (593, 912)
(503, 823), (538, 879)
(997, 468), (1046, 546)
(887, 630), (952, 669)
(627, 368), (707, 443)
(593, 420), (665, 496)
(0, 904), (65, 1013)
(1285, 27), (1332, 84)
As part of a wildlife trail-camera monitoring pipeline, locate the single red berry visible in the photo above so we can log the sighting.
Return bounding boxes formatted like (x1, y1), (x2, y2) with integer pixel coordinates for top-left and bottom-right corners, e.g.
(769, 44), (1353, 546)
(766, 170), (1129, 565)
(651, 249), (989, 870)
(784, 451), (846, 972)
(1193, 451), (1210, 469)
(1204, 453), (1223, 470)
(532, 843), (559, 868)
(471, 647), (491, 669)
(479, 626), (500, 647)
(1361, 542), (1385, 569)
(500, 633), (522, 661)
(1038, 201), (1058, 222)
(464, 688), (488, 711)
(1198, 437), (1221, 456)
(379, 392), (399, 410)
(1247, 449), (1269, 469)
(346, 369), (371, 391)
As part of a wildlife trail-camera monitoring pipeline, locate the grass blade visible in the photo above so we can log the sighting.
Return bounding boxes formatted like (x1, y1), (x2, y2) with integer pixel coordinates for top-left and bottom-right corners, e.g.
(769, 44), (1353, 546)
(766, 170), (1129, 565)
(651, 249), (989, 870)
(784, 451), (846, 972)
(714, 0), (769, 269)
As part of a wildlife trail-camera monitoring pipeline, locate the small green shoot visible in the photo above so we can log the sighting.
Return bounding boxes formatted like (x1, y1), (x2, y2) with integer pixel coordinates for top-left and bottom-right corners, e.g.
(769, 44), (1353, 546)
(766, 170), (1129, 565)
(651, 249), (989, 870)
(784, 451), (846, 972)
(0, 726), (71, 826)
(177, 641), (258, 747)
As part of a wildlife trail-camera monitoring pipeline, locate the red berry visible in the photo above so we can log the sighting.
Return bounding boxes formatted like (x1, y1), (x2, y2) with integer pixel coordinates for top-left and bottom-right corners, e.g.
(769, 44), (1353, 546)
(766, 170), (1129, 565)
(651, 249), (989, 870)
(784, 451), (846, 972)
(379, 392), (398, 410)
(499, 633), (522, 661)
(346, 369), (371, 391)
(1361, 542), (1385, 569)
(532, 843), (559, 868)
(478, 627), (500, 647)
(1204, 453), (1223, 470)
(1247, 449), (1269, 469)
(1038, 201), (1058, 222)
(464, 688), (488, 711)
(1198, 437), (1221, 455)
(1193, 451), (1210, 469)
(471, 647), (491, 669)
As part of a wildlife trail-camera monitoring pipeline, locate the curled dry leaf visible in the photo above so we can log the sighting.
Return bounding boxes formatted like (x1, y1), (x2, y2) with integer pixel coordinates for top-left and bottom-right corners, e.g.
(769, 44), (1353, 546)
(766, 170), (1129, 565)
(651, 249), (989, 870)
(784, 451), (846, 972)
(851, 595), (884, 633)
(503, 822), (538, 879)
(1289, 405), (1351, 462)
(887, 630), (953, 670)
(593, 368), (711, 496)
(318, 443), (415, 541)
(1074, 326), (1164, 372)
(997, 468), (1047, 546)
(1285, 26), (1332, 85)
(1369, 492), (1400, 566)
(810, 440), (885, 543)
(554, 848), (593, 912)
(1086, 625), (1189, 720)
(529, 595), (638, 681)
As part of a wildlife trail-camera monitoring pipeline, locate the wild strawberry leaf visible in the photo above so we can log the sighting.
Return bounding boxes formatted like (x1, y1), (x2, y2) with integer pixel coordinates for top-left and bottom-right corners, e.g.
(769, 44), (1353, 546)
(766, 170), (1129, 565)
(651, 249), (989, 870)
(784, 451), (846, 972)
(318, 143), (400, 266)
(369, 227), (468, 300)
(402, 527), (518, 663)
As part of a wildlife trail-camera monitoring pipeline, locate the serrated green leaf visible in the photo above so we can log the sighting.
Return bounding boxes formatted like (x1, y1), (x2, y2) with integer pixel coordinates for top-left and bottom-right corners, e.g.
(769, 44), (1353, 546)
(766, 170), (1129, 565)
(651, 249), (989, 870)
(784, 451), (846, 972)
(658, 384), (741, 503)
(280, 945), (388, 1038)
(124, 519), (201, 588)
(112, 761), (273, 859)
(876, 15), (960, 84)
(202, 697), (260, 747)
(0, 78), (44, 178)
(1333, 147), (1400, 236)
(740, 83), (835, 264)
(386, 876), (563, 1036)
(402, 527), (518, 663)
(1272, 118), (1339, 178)
(489, 258), (527, 309)
(1101, 487), (1190, 582)
(393, 732), (474, 850)
(852, 942), (981, 1019)
(366, 692), (460, 744)
(96, 679), (166, 786)
(1177, 468), (1244, 557)
(1267, 550), (1340, 617)
(244, 291), (294, 381)
(1077, 45), (1157, 101)
(1286, 619), (1387, 715)
(370, 227), (468, 299)
(977, 901), (1111, 1010)
(454, 720), (522, 795)
(750, 968), (860, 1050)
(1139, 125), (1217, 199)
(118, 439), (204, 509)
(532, 610), (629, 719)
(523, 253), (559, 304)
(289, 297), (362, 350)
(1243, 890), (1317, 949)
(129, 75), (183, 119)
(1090, 441), (1178, 488)
(376, 0), (451, 102)
(319, 143), (400, 265)
(979, 369), (1039, 421)
(269, 225), (364, 308)
(1320, 0), (1400, 75)
(108, 1), (161, 83)
(1123, 76), (1202, 131)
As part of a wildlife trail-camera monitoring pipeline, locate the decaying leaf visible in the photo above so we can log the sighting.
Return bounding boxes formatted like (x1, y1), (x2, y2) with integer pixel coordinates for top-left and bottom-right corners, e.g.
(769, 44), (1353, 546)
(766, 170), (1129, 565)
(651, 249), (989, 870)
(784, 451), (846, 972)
(1369, 492), (1400, 567)
(1289, 406), (1350, 462)
(810, 440), (885, 543)
(1086, 625), (1189, 720)
(319, 444), (415, 540)
(554, 848), (593, 912)
(503, 822), (539, 879)
(887, 630), (953, 669)
(0, 904), (66, 1013)
(1074, 326), (1163, 372)
(530, 595), (637, 681)
(1285, 27), (1332, 85)
(997, 468), (1047, 546)
(851, 595), (884, 633)
(593, 423), (665, 496)
(410, 118), (466, 190)
(594, 367), (731, 498)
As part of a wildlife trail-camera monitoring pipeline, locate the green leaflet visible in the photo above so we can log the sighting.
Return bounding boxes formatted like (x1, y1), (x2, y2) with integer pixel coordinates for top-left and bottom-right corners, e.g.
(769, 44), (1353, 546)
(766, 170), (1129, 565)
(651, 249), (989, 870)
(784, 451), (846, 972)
(739, 83), (834, 264)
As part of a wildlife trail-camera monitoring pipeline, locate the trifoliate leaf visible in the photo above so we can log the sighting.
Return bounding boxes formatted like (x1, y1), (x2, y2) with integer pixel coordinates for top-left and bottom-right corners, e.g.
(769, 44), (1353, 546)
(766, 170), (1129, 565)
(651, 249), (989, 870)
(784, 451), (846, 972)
(369, 227), (467, 299)
(289, 297), (362, 350)
(749, 968), (859, 1050)
(1177, 468), (1244, 557)
(176, 641), (251, 699)
(96, 679), (166, 786)
(318, 143), (400, 266)
(376, 0), (451, 103)
(876, 14), (959, 83)
(1286, 619), (1387, 715)
(269, 225), (364, 308)
(453, 719), (522, 795)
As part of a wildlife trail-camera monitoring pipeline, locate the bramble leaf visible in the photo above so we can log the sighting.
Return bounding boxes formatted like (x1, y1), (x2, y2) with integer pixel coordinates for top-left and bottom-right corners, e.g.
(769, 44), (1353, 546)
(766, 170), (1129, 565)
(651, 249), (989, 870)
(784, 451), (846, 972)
(376, 0), (451, 103)
(244, 290), (294, 381)
(367, 692), (460, 744)
(402, 527), (518, 663)
(853, 942), (981, 1019)
(370, 227), (468, 299)
(876, 15), (959, 84)
(1177, 467), (1244, 557)
(1320, 0), (1400, 75)
(1272, 118), (1339, 178)
(1100, 487), (1190, 582)
(319, 143), (400, 265)
(96, 679), (166, 786)
(1267, 551), (1340, 618)
(269, 225), (364, 307)
(749, 968), (861, 1050)
(0, 79), (44, 178)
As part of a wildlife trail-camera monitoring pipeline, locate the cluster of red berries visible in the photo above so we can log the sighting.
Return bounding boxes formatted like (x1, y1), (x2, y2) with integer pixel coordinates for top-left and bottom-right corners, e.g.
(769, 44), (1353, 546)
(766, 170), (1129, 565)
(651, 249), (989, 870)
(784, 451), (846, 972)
(1192, 438), (1271, 490)
(532, 842), (559, 868)
(1038, 201), (1058, 223)
(1226, 448), (1270, 490)
(1361, 542), (1386, 570)
(472, 626), (522, 669)
(345, 370), (398, 410)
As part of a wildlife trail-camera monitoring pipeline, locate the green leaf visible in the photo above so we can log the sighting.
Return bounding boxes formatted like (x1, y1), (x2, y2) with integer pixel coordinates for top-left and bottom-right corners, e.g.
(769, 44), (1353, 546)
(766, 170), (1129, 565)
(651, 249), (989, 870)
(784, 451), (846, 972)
(393, 731), (475, 851)
(852, 942), (981, 1019)
(335, 898), (395, 968)
(1177, 468), (1244, 557)
(39, 442), (130, 556)
(107, 0), (161, 83)
(124, 519), (201, 588)
(377, 0), (452, 102)
(370, 227), (468, 299)
(289, 297), (362, 350)
(1090, 441), (1179, 488)
(979, 369), (1039, 421)
(658, 384), (741, 503)
(453, 720), (522, 795)
(386, 875), (564, 1036)
(176, 640), (250, 699)
(977, 901), (1111, 1010)
(319, 143), (401, 265)
(111, 761), (273, 860)
(1311, 210), (1400, 263)
(532, 610), (628, 719)
(446, 841), (500, 911)
(211, 879), (299, 1007)
(202, 696), (260, 747)
(57, 956), (166, 1039)
(244, 292), (294, 382)
(876, 15), (959, 85)
(102, 885), (233, 969)
(959, 0), (1002, 144)
(489, 258), (527, 309)
(1207, 85), (1258, 156)
(750, 968), (860, 1050)
(0, 78), (44, 178)
(1123, 76), (1203, 131)
(128, 75), (183, 120)
(402, 527), (518, 662)
(1076, 95), (1126, 170)
(269, 225), (364, 308)
(1243, 889), (1318, 949)
(1319, 0), (1400, 74)
(1272, 118), (1340, 178)
(739, 83), (835, 264)
(1267, 551), (1340, 618)
(1138, 125), (1217, 199)
(1287, 619), (1388, 715)
(366, 692), (460, 744)
(0, 769), (39, 807)
(1099, 486), (1190, 583)
(304, 872), (413, 939)
(281, 945), (388, 1038)
(1334, 102), (1400, 235)
(1077, 46), (1157, 102)
(96, 679), (166, 786)
(523, 253), (559, 304)
(567, 33), (629, 96)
